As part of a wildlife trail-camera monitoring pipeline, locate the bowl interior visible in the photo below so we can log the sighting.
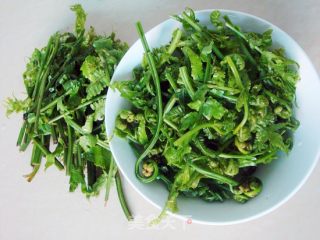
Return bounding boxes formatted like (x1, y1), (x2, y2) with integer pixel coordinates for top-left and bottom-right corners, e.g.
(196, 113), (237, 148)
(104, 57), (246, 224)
(105, 10), (320, 224)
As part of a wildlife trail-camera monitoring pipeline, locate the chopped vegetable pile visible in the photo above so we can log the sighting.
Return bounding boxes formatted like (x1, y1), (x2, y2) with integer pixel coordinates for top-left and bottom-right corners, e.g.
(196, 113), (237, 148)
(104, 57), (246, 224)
(5, 5), (300, 224)
(114, 8), (300, 220)
(6, 5), (132, 220)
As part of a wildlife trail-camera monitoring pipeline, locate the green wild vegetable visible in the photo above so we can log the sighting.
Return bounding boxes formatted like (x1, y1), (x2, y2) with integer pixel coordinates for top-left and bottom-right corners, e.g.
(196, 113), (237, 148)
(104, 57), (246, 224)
(114, 8), (299, 222)
(6, 4), (132, 221)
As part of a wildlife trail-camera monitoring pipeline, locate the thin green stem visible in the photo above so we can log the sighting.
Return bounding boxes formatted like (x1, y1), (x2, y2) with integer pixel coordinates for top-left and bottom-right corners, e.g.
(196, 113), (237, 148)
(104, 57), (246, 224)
(32, 137), (64, 169)
(194, 140), (259, 161)
(34, 35), (60, 132)
(210, 89), (238, 103)
(105, 157), (115, 202)
(16, 121), (27, 146)
(207, 84), (241, 94)
(193, 139), (217, 157)
(163, 118), (179, 132)
(48, 95), (105, 124)
(225, 22), (246, 40)
(181, 12), (202, 32)
(179, 66), (195, 98)
(165, 72), (178, 92)
(163, 95), (177, 115)
(32, 36), (54, 100)
(157, 174), (172, 190)
(40, 89), (72, 113)
(66, 124), (73, 175)
(234, 99), (249, 134)
(187, 160), (239, 186)
(24, 165), (41, 182)
(225, 21), (262, 54)
(256, 151), (277, 164)
(174, 122), (221, 146)
(135, 22), (163, 183)
(64, 117), (110, 151)
(225, 56), (244, 90)
(30, 144), (42, 166)
(219, 153), (256, 160)
(239, 41), (257, 66)
(225, 56), (249, 134)
(115, 171), (133, 221)
(204, 61), (212, 83)
(19, 134), (31, 152)
(167, 29), (182, 55)
(56, 120), (66, 144)
(50, 126), (58, 144)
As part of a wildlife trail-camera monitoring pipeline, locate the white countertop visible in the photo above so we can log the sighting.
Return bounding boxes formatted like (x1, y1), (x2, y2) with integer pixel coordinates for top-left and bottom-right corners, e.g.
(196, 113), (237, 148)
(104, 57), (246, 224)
(0, 0), (319, 239)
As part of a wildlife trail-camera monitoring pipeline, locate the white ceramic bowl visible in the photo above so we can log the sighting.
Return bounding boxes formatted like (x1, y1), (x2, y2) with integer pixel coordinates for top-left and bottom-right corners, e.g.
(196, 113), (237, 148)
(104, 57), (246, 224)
(105, 9), (320, 225)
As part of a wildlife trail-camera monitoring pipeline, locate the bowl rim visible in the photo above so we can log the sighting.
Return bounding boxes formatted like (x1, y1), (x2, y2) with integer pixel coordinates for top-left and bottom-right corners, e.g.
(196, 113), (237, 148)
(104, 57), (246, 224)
(106, 8), (320, 225)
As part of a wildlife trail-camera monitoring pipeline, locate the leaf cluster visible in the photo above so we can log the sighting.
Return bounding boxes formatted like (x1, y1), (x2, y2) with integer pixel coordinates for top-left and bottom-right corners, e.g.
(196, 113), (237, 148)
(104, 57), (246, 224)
(114, 9), (299, 216)
(6, 5), (131, 220)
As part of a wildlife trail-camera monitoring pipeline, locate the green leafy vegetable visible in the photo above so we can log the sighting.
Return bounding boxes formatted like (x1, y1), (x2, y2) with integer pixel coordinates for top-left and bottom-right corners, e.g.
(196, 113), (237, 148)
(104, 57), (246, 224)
(6, 4), (132, 221)
(114, 8), (299, 221)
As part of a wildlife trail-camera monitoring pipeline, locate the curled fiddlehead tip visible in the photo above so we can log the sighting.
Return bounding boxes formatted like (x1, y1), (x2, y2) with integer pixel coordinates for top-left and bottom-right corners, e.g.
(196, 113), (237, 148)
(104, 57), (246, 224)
(136, 159), (159, 183)
(232, 176), (263, 202)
